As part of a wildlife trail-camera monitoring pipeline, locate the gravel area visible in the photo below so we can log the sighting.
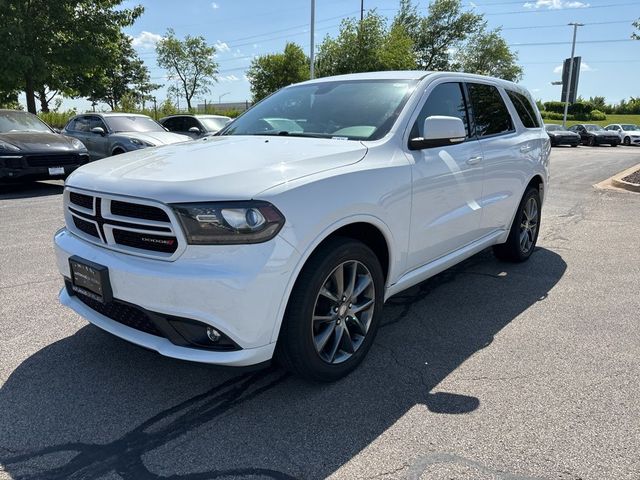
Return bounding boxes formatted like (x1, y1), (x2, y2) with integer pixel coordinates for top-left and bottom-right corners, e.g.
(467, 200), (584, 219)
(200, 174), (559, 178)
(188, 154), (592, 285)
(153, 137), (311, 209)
(621, 168), (640, 184)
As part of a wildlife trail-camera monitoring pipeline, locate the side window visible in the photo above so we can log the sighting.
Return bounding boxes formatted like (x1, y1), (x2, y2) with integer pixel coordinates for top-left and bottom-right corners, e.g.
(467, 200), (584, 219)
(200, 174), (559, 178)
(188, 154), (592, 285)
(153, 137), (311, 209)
(74, 116), (91, 133)
(410, 82), (469, 139)
(163, 117), (182, 131)
(467, 83), (514, 137)
(183, 117), (200, 130)
(65, 118), (78, 131)
(506, 90), (540, 128)
(87, 116), (107, 132)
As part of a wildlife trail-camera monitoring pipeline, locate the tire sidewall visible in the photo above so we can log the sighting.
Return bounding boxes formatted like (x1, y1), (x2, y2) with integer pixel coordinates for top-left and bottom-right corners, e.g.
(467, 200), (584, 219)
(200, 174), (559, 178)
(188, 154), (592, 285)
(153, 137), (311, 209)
(280, 239), (384, 381)
(511, 188), (541, 261)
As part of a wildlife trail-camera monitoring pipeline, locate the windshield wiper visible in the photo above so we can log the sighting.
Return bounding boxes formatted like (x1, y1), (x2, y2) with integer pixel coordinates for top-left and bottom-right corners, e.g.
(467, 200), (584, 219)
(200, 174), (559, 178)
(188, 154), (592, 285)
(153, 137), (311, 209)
(273, 131), (332, 138)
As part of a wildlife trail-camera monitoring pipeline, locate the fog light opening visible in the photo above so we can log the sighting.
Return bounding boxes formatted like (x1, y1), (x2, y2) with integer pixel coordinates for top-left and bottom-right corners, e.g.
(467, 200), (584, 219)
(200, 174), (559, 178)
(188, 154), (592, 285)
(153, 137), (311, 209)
(206, 327), (222, 343)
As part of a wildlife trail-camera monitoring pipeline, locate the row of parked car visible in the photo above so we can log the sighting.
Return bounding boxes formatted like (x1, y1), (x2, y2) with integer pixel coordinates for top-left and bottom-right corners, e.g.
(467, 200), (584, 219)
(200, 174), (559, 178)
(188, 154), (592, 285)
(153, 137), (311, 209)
(0, 110), (230, 181)
(544, 122), (640, 147)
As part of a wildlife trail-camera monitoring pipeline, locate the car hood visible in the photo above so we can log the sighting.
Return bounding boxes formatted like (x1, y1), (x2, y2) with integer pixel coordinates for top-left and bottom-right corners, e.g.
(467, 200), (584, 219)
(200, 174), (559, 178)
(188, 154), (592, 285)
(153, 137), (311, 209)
(0, 131), (81, 152)
(67, 135), (368, 202)
(548, 130), (578, 135)
(119, 131), (190, 145)
(623, 130), (640, 135)
(591, 130), (617, 136)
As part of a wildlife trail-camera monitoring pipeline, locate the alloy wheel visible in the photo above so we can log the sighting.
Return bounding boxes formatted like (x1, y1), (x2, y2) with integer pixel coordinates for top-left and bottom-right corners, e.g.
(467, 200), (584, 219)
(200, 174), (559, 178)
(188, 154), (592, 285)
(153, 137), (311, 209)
(519, 197), (539, 254)
(312, 260), (375, 364)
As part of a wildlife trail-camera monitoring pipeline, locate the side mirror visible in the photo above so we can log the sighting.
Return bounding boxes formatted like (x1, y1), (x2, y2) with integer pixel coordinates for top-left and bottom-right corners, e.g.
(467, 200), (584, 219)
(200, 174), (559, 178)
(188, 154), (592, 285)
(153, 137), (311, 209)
(188, 126), (201, 134)
(409, 116), (466, 150)
(91, 127), (105, 136)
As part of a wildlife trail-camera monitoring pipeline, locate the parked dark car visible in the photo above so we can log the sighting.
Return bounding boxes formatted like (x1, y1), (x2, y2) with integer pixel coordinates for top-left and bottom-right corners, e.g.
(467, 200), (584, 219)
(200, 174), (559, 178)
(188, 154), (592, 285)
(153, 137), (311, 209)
(0, 109), (89, 182)
(62, 113), (189, 160)
(568, 124), (620, 147)
(544, 124), (580, 147)
(159, 114), (231, 139)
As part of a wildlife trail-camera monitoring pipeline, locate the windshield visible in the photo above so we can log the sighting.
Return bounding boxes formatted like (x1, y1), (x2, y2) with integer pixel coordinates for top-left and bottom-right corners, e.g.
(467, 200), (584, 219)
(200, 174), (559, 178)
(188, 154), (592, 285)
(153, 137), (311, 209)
(621, 124), (639, 130)
(0, 111), (52, 133)
(220, 79), (418, 141)
(200, 117), (230, 131)
(545, 124), (562, 131)
(584, 124), (604, 132)
(104, 116), (165, 133)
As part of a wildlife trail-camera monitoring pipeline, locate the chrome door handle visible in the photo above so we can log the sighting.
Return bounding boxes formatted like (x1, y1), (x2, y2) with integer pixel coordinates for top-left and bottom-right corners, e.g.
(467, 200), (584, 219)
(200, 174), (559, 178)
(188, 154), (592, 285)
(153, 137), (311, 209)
(466, 156), (483, 165)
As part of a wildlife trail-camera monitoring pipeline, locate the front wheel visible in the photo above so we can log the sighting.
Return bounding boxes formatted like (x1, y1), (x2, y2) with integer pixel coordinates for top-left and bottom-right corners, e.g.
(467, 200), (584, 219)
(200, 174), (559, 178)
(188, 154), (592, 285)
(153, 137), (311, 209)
(493, 187), (541, 262)
(623, 137), (631, 146)
(610, 143), (618, 147)
(571, 144), (578, 148)
(276, 238), (384, 382)
(588, 136), (596, 146)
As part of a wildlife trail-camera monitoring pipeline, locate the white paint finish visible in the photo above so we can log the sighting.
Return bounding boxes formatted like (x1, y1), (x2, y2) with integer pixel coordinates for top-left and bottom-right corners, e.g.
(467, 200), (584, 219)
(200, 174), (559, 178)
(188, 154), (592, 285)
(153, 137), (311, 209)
(55, 71), (550, 366)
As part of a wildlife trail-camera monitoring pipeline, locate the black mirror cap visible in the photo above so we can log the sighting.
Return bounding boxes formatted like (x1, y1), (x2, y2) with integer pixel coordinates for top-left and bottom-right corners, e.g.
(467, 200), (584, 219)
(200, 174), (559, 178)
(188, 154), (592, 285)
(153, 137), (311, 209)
(408, 136), (465, 151)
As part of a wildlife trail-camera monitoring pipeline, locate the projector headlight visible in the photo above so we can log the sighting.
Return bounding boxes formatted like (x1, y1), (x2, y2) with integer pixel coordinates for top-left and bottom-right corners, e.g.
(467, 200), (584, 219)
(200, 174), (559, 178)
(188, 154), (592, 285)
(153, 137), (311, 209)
(172, 201), (285, 245)
(130, 138), (154, 147)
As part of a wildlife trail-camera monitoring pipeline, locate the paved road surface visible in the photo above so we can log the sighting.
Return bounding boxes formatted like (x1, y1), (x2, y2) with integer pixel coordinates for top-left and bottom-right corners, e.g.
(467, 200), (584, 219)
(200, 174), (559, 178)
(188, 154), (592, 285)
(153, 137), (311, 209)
(1, 146), (639, 479)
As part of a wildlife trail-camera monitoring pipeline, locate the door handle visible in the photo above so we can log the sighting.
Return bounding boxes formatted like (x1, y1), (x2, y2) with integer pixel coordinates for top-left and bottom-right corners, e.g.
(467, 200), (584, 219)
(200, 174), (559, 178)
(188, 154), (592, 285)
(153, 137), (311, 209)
(520, 145), (533, 153)
(466, 156), (483, 165)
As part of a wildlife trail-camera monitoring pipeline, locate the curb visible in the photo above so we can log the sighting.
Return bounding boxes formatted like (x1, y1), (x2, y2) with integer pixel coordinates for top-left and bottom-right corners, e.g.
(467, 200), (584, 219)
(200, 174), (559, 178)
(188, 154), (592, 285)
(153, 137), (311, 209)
(611, 163), (640, 193)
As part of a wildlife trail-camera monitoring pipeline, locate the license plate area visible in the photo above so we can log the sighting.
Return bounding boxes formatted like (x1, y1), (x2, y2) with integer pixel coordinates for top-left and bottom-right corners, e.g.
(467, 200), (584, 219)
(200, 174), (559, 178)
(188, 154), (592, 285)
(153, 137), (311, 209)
(49, 167), (65, 175)
(68, 256), (112, 303)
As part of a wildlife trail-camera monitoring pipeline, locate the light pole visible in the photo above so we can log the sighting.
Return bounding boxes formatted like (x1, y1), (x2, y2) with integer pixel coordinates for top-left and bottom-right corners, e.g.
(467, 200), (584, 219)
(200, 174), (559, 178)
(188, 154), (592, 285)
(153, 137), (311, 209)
(218, 92), (230, 104)
(310, 0), (315, 79)
(562, 22), (584, 128)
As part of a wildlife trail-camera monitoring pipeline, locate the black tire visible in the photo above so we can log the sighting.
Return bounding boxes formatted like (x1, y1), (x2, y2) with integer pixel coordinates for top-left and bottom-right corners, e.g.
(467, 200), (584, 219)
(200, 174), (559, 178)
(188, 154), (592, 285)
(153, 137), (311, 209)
(493, 187), (541, 263)
(623, 137), (631, 146)
(112, 148), (125, 156)
(276, 237), (384, 382)
(588, 136), (596, 147)
(571, 144), (578, 148)
(610, 143), (618, 147)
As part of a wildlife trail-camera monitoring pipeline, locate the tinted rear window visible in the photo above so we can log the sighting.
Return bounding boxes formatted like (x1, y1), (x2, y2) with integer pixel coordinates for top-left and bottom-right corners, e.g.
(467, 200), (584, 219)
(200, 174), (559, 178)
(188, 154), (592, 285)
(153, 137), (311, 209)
(506, 90), (540, 128)
(467, 83), (514, 137)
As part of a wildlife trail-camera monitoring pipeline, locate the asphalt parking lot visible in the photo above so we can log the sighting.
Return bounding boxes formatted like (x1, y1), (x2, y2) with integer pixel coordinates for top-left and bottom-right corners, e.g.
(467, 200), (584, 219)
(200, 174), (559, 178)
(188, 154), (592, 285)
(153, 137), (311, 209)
(1, 146), (639, 480)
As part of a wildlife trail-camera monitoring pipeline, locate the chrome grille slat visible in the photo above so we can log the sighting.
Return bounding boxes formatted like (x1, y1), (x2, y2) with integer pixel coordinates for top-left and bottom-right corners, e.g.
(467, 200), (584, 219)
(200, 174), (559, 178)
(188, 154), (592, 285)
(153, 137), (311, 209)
(64, 188), (184, 261)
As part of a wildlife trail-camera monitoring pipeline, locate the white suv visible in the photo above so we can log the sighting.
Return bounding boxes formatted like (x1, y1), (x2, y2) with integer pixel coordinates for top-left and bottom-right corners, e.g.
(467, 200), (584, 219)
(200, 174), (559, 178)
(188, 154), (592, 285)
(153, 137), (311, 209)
(54, 71), (550, 381)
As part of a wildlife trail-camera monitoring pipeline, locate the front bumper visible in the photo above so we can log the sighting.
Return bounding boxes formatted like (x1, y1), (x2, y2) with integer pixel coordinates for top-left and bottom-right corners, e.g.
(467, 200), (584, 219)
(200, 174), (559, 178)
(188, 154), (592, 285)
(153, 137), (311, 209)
(54, 227), (301, 366)
(0, 153), (89, 180)
(594, 136), (620, 145)
(550, 135), (580, 146)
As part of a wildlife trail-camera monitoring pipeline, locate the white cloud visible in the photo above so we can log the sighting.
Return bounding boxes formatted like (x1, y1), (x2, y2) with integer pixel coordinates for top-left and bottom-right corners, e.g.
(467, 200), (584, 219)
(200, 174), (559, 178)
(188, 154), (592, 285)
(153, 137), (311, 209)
(211, 2), (219, 9)
(215, 40), (230, 53)
(524, 0), (589, 9)
(220, 75), (239, 82)
(553, 62), (593, 74)
(232, 49), (243, 58)
(131, 31), (162, 49)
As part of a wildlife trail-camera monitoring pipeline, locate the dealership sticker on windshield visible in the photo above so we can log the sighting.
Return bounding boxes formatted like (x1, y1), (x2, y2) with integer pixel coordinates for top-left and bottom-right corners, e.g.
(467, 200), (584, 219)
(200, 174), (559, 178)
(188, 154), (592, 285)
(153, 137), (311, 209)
(331, 136), (349, 140)
(48, 167), (65, 175)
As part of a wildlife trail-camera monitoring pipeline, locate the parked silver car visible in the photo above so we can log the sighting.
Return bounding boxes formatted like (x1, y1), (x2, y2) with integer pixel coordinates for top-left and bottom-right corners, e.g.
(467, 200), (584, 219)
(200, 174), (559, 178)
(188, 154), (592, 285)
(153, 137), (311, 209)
(62, 113), (190, 159)
(159, 114), (232, 139)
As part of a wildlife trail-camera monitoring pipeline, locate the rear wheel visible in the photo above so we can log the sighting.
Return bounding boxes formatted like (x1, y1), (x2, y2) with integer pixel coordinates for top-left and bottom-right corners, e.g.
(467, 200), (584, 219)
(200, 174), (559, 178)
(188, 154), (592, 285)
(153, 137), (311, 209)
(493, 187), (541, 263)
(276, 238), (384, 382)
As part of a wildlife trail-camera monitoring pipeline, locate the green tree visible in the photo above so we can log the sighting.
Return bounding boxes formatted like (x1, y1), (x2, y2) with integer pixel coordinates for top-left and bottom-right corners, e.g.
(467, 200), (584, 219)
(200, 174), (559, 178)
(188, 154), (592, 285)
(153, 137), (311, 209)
(0, 0), (143, 113)
(633, 19), (639, 39)
(156, 29), (218, 110)
(247, 43), (309, 102)
(452, 26), (523, 81)
(88, 35), (160, 110)
(0, 89), (21, 109)
(315, 11), (415, 77)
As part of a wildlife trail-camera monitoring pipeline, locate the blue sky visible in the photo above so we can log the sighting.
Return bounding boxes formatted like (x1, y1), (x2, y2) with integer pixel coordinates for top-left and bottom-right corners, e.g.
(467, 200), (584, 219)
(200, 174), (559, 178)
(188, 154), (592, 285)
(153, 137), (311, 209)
(74, 0), (640, 110)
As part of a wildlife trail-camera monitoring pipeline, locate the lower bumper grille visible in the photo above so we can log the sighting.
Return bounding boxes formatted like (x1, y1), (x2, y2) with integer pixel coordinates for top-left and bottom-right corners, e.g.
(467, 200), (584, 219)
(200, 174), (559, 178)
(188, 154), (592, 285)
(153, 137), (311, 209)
(26, 154), (82, 167)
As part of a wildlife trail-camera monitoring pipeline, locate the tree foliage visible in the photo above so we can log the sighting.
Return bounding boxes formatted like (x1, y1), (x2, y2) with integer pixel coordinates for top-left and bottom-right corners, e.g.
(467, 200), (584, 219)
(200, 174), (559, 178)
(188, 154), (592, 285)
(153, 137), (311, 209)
(452, 26), (523, 81)
(156, 29), (218, 110)
(315, 11), (415, 77)
(633, 18), (639, 40)
(247, 43), (309, 102)
(88, 35), (160, 110)
(0, 0), (143, 113)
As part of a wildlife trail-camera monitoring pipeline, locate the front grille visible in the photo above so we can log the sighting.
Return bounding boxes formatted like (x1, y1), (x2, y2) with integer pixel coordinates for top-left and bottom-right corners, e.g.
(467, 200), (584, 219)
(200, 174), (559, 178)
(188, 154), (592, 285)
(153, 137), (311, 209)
(70, 192), (94, 209)
(26, 154), (80, 167)
(65, 188), (181, 259)
(73, 216), (100, 238)
(111, 200), (170, 222)
(73, 288), (162, 337)
(113, 229), (178, 253)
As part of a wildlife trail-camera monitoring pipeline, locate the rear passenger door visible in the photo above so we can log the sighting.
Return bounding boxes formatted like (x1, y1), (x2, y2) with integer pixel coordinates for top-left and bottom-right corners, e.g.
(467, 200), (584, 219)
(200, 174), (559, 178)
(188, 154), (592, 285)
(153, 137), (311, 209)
(466, 82), (528, 236)
(406, 81), (484, 268)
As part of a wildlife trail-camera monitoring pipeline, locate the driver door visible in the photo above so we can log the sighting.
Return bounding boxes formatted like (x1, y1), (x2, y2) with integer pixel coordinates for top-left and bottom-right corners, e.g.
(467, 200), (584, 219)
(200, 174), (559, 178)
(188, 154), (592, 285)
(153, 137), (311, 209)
(406, 81), (484, 269)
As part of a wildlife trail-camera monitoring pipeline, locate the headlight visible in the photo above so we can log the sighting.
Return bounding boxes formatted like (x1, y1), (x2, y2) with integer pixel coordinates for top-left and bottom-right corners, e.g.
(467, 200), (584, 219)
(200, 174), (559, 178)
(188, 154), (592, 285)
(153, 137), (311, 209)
(0, 140), (20, 152)
(172, 201), (285, 245)
(70, 137), (85, 150)
(130, 138), (154, 147)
